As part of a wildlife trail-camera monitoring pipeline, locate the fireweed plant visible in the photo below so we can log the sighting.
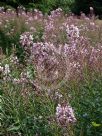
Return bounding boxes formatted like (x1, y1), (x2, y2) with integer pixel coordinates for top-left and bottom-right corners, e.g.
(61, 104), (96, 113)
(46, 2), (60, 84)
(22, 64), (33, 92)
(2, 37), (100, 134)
(0, 8), (102, 136)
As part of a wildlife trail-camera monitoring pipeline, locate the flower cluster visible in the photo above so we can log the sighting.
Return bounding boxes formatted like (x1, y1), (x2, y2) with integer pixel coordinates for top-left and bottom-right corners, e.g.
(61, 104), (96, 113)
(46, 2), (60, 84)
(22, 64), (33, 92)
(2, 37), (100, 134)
(56, 103), (76, 126)
(10, 55), (19, 65)
(33, 9), (43, 20)
(0, 65), (3, 72)
(0, 63), (12, 81)
(4, 64), (10, 75)
(20, 32), (34, 47)
(44, 19), (54, 32)
(0, 7), (4, 12)
(0, 6), (102, 88)
(50, 8), (63, 18)
(64, 23), (80, 38)
(31, 42), (59, 80)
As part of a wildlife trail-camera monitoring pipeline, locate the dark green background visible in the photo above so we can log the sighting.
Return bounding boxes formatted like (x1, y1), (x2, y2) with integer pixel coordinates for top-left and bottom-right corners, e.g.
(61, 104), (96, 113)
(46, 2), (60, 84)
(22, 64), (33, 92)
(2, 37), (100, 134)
(0, 0), (102, 16)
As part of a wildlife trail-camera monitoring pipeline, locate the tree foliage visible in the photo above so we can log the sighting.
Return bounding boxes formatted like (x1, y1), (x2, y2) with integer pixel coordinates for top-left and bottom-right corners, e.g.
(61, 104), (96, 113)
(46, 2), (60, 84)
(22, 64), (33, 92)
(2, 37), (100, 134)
(0, 0), (102, 15)
(73, 0), (102, 16)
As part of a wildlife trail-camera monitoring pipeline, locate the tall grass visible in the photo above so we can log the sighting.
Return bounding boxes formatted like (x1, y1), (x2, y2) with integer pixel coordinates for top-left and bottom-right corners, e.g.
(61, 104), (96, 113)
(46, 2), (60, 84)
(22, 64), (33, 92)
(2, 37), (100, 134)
(0, 9), (102, 136)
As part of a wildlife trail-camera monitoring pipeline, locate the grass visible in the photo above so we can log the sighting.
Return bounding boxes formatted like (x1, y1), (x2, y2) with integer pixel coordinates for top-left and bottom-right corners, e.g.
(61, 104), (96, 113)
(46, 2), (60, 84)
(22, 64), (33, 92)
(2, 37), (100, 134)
(0, 10), (102, 136)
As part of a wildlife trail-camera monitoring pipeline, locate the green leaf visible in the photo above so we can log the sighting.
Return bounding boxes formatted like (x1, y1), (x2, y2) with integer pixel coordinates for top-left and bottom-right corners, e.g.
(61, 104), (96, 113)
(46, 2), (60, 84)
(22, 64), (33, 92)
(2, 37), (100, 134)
(7, 125), (20, 131)
(92, 122), (101, 127)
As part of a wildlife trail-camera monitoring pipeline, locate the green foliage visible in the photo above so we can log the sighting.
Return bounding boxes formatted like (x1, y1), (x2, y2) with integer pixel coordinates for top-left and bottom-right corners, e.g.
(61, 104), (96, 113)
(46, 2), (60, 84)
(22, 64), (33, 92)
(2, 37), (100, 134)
(1, 62), (102, 135)
(0, 88), (56, 135)
(0, 9), (102, 136)
(73, 0), (102, 16)
(92, 0), (102, 18)
(69, 75), (102, 136)
(72, 0), (90, 14)
(1, 0), (102, 15)
(0, 0), (74, 14)
(0, 19), (26, 56)
(0, 59), (60, 135)
(38, 0), (56, 13)
(56, 0), (75, 13)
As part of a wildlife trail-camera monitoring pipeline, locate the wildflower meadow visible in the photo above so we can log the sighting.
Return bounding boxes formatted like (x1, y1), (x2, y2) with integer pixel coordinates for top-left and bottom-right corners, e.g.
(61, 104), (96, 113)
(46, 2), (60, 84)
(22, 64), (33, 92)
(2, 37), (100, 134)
(0, 7), (102, 136)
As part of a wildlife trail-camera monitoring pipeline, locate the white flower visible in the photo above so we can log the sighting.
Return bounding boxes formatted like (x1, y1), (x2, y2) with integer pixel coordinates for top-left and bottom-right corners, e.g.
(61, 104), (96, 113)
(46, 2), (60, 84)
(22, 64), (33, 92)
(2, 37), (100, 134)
(4, 64), (10, 75)
(56, 103), (76, 126)
(0, 66), (3, 72)
(26, 71), (31, 78)
(13, 78), (20, 84)
(29, 35), (33, 41)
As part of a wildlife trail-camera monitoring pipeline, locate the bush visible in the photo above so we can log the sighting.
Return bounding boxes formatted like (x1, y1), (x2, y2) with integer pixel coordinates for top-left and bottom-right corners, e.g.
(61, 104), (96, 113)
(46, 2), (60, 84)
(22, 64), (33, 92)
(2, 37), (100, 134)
(0, 0), (74, 14)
